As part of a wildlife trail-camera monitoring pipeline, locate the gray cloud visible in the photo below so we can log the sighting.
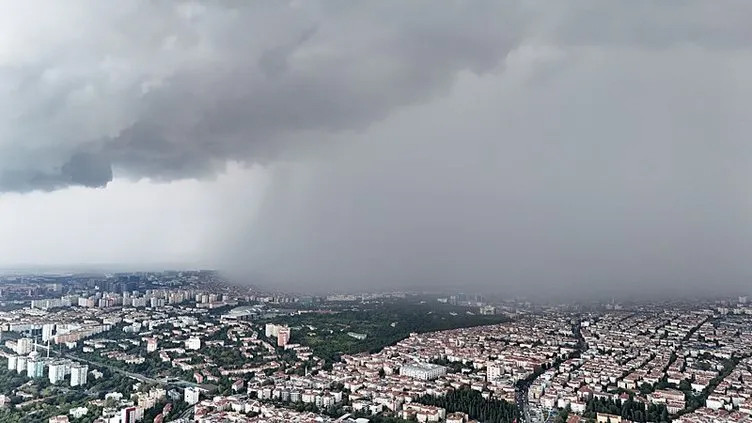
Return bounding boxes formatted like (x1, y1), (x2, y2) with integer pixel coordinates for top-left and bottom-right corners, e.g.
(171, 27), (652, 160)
(4, 1), (750, 192)
(218, 41), (752, 297)
(3, 1), (752, 297)
(0, 0), (525, 191)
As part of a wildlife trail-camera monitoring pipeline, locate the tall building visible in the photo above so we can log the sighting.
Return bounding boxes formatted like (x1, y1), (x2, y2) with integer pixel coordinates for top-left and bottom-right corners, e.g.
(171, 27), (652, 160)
(70, 364), (88, 387)
(184, 387), (200, 405)
(131, 297), (147, 308)
(7, 355), (17, 371)
(16, 338), (32, 355)
(487, 363), (503, 381)
(265, 323), (280, 338)
(16, 356), (27, 374)
(27, 359), (45, 378)
(121, 406), (142, 423)
(42, 324), (56, 342)
(98, 297), (116, 308)
(277, 327), (291, 347)
(48, 361), (67, 384)
(146, 338), (158, 353)
(150, 297), (165, 308)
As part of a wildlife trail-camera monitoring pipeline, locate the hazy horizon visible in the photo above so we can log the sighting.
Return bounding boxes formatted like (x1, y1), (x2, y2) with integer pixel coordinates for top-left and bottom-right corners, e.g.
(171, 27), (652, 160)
(2, 2), (752, 298)
(0, 264), (748, 301)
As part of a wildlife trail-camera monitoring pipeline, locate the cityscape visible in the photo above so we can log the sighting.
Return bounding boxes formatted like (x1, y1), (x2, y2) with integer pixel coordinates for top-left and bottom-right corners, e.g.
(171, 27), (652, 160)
(0, 271), (750, 423)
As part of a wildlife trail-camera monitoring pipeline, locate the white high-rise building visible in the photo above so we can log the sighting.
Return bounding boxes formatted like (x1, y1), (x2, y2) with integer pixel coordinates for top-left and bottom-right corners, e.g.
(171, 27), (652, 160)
(184, 387), (200, 405)
(487, 363), (503, 381)
(70, 364), (88, 386)
(7, 355), (17, 371)
(265, 323), (281, 338)
(27, 359), (45, 378)
(42, 324), (56, 342)
(120, 406), (142, 423)
(16, 338), (32, 355)
(16, 356), (27, 374)
(48, 362), (68, 384)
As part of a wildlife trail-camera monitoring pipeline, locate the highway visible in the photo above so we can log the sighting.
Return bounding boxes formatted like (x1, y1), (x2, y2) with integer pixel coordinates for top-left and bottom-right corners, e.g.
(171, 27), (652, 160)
(515, 381), (531, 422)
(62, 354), (164, 384)
(60, 353), (201, 422)
(516, 316), (587, 423)
(53, 350), (198, 389)
(176, 404), (195, 421)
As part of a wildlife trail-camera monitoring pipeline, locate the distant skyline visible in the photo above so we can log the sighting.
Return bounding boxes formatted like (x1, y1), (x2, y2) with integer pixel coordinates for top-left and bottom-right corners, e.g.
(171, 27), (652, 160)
(0, 263), (202, 274)
(3, 2), (752, 297)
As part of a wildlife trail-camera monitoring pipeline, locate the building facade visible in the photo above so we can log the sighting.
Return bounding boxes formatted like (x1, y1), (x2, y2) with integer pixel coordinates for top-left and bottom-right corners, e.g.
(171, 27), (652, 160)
(400, 363), (447, 381)
(70, 364), (88, 387)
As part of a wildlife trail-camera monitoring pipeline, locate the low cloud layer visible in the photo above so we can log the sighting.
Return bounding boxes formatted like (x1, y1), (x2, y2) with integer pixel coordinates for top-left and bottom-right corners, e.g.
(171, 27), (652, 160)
(3, 1), (752, 296)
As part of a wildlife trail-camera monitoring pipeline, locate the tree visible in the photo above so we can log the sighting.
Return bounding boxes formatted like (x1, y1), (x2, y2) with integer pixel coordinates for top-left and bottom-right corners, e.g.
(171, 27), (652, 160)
(415, 388), (518, 423)
(639, 382), (653, 395)
(555, 406), (570, 423)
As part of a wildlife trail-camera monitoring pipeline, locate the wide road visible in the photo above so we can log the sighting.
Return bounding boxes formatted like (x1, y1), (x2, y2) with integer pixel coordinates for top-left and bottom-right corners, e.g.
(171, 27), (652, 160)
(517, 315), (587, 423)
(515, 381), (531, 422)
(176, 404), (195, 421)
(41, 343), (164, 385)
(61, 353), (165, 384)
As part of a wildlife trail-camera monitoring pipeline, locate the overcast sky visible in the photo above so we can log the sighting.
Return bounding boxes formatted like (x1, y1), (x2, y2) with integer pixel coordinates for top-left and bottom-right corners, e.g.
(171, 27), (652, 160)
(2, 1), (752, 296)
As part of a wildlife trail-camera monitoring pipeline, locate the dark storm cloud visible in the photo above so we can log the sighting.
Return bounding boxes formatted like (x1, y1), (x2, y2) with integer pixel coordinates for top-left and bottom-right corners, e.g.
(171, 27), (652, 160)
(0, 152), (111, 192)
(0, 0), (525, 191)
(4, 1), (752, 297)
(4, 1), (751, 192)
